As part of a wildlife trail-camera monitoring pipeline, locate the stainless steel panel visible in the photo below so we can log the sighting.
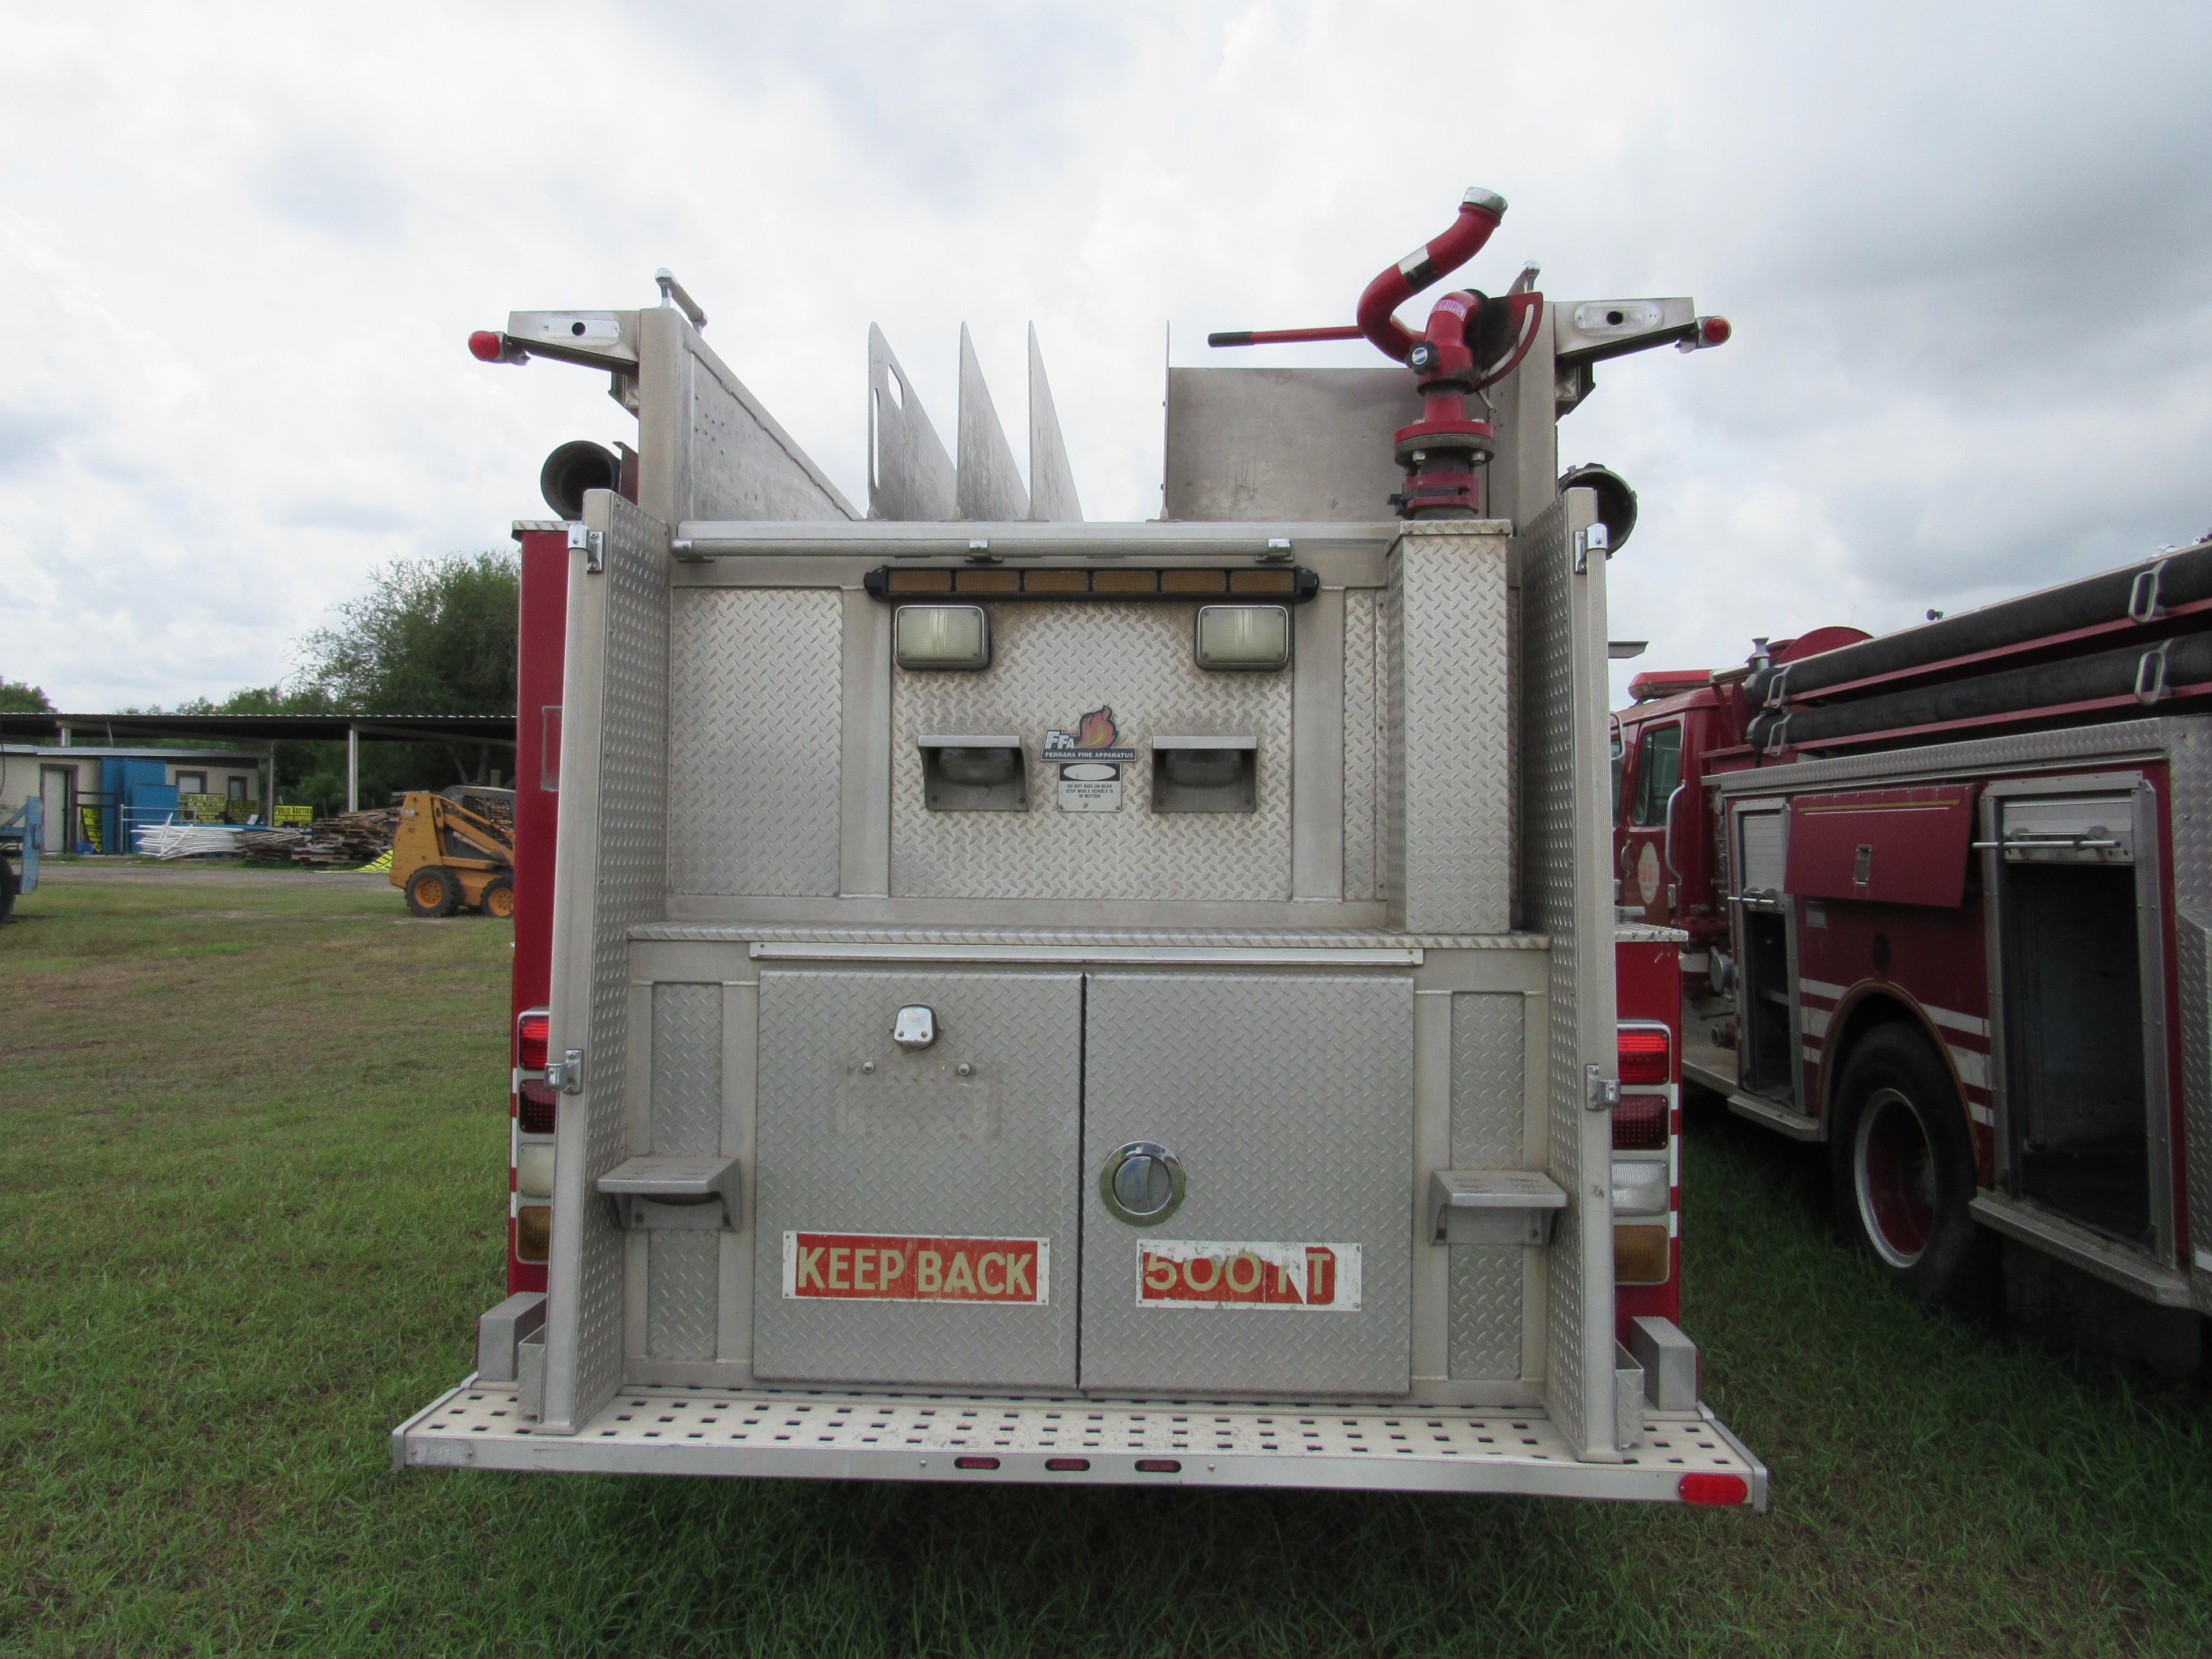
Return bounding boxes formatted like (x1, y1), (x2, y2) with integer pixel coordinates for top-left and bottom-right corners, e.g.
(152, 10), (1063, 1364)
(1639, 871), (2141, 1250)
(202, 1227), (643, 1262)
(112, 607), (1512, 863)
(1381, 563), (1405, 910)
(752, 968), (1081, 1387)
(1026, 325), (1081, 522)
(867, 324), (957, 522)
(542, 492), (671, 1434)
(1079, 972), (1414, 1395)
(1387, 529), (1512, 933)
(1515, 490), (1619, 1459)
(890, 604), (1292, 901)
(647, 1232), (721, 1361)
(957, 324), (1029, 521)
(1450, 993), (1524, 1166)
(668, 588), (843, 897)
(2176, 725), (2212, 1311)
(650, 983), (723, 1155)
(637, 922), (1545, 948)
(1448, 1249), (1523, 1380)
(1343, 587), (1380, 900)
(1164, 368), (1421, 521)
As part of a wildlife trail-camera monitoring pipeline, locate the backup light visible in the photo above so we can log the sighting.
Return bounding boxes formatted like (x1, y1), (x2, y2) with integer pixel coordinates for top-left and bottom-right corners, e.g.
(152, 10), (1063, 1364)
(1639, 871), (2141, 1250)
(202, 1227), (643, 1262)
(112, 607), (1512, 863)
(896, 605), (991, 669)
(517, 1010), (551, 1071)
(1618, 1024), (1671, 1086)
(517, 1145), (555, 1200)
(1194, 605), (1290, 671)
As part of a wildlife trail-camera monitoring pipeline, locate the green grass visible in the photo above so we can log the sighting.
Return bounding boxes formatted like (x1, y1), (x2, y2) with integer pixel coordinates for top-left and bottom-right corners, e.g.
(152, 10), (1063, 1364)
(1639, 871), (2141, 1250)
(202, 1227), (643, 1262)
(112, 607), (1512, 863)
(3, 869), (2209, 1657)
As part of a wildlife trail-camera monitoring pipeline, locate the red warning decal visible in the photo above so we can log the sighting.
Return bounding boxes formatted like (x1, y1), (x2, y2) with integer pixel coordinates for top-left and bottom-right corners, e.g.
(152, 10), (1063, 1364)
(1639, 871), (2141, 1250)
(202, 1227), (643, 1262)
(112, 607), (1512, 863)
(1137, 1241), (1362, 1310)
(781, 1232), (1048, 1305)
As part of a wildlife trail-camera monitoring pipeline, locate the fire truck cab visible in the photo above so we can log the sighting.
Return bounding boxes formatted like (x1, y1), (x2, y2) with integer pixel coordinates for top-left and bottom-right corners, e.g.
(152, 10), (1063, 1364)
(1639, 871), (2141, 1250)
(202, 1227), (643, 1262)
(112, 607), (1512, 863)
(396, 199), (1765, 1502)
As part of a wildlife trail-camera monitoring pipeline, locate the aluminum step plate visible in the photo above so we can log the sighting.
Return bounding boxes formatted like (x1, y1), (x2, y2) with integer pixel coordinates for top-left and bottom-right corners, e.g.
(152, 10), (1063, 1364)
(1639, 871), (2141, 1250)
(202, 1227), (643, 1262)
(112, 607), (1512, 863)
(396, 1381), (1765, 1505)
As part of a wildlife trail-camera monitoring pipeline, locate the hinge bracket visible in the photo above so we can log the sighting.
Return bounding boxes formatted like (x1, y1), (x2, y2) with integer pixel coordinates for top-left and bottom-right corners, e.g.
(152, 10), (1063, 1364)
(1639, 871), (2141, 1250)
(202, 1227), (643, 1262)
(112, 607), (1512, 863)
(1573, 522), (1610, 573)
(544, 1048), (585, 1094)
(568, 522), (605, 573)
(1586, 1063), (1620, 1112)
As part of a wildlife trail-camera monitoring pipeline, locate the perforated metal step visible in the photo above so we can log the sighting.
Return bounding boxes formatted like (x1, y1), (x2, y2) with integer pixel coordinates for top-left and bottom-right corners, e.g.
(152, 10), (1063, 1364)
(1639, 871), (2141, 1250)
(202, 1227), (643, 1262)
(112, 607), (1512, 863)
(396, 1380), (1766, 1505)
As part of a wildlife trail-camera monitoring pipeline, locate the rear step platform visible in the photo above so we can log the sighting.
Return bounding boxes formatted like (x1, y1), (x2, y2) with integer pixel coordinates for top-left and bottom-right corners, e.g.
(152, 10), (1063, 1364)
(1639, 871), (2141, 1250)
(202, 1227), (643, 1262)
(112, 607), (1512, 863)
(396, 1380), (1767, 1506)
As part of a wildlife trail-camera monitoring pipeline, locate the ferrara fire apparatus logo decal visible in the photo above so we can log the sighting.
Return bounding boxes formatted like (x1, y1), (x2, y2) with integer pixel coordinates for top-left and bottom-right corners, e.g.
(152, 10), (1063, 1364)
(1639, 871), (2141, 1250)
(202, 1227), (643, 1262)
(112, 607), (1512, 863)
(1137, 1240), (1362, 1310)
(1043, 704), (1135, 763)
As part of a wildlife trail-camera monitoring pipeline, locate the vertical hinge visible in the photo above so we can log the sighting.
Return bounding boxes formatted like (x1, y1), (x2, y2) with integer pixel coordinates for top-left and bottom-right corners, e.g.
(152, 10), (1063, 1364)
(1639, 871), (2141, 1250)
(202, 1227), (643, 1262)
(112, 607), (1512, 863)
(1586, 1063), (1620, 1112)
(544, 1048), (585, 1093)
(568, 522), (606, 573)
(1573, 522), (1610, 573)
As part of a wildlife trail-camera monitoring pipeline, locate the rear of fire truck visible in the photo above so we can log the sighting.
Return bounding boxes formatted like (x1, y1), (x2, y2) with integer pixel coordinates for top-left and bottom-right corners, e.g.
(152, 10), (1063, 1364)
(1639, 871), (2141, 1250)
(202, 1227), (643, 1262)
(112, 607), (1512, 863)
(396, 198), (1764, 1503)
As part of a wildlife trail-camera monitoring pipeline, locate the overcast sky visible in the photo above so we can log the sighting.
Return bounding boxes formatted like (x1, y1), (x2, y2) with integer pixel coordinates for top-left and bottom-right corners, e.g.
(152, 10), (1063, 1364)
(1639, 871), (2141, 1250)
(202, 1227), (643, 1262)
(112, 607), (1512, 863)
(4, 1), (2209, 710)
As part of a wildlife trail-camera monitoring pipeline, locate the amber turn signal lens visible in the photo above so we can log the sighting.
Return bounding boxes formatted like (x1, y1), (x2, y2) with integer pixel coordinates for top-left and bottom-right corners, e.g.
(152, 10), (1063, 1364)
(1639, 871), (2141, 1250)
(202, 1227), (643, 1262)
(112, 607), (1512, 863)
(1614, 1224), (1670, 1285)
(516, 1205), (552, 1263)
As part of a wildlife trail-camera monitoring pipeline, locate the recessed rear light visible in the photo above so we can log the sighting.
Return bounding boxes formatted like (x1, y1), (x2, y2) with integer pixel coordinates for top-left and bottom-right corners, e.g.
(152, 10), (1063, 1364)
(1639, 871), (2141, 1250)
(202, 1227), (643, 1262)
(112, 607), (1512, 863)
(517, 1010), (550, 1070)
(517, 1080), (557, 1136)
(1679, 1472), (1748, 1506)
(1613, 1094), (1668, 1150)
(1045, 1457), (1090, 1472)
(1134, 1459), (1181, 1473)
(954, 1456), (999, 1471)
(1618, 1025), (1671, 1086)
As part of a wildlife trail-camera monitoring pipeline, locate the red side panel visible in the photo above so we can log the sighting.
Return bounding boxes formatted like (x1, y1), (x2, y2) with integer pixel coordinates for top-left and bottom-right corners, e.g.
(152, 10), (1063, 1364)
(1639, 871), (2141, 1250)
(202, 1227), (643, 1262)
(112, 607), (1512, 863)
(1786, 786), (1978, 908)
(509, 528), (568, 1295)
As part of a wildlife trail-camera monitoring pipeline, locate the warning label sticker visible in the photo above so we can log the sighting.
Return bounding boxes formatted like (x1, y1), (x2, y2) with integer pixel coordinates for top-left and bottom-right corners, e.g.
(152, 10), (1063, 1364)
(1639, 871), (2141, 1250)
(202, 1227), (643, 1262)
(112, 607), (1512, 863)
(1056, 760), (1123, 812)
(1136, 1240), (1361, 1311)
(782, 1232), (1049, 1305)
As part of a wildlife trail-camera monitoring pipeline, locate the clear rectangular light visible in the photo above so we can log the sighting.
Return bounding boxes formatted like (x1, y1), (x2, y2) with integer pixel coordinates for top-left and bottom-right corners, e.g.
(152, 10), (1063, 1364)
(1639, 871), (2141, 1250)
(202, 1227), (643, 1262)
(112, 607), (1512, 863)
(896, 604), (991, 669)
(1194, 604), (1290, 671)
(517, 1145), (556, 1200)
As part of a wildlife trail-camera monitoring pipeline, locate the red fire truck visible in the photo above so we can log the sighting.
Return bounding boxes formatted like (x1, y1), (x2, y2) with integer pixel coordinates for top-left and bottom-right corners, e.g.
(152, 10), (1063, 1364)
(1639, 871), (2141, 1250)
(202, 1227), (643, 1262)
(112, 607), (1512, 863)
(1613, 542), (2212, 1362)
(396, 199), (1765, 1502)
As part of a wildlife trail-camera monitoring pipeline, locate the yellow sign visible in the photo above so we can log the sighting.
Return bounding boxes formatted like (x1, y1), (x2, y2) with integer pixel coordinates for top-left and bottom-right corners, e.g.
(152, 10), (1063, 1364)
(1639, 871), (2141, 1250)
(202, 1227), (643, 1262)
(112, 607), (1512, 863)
(179, 793), (229, 823)
(273, 805), (313, 827)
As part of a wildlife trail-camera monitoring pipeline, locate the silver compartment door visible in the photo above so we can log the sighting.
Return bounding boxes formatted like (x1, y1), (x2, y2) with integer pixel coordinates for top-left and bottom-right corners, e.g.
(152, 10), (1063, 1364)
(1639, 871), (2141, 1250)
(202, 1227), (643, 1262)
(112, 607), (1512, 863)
(752, 967), (1082, 1387)
(1079, 971), (1414, 1395)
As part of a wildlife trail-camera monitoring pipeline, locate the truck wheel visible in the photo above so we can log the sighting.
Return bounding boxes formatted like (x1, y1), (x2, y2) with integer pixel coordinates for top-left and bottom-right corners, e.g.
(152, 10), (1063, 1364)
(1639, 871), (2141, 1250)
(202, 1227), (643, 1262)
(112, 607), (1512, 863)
(480, 874), (516, 920)
(406, 865), (460, 918)
(1830, 1023), (1992, 1306)
(0, 859), (16, 924)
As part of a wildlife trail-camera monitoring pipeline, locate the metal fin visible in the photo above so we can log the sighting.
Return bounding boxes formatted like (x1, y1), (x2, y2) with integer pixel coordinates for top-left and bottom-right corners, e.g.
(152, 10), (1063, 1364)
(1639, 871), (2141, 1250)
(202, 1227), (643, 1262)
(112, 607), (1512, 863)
(956, 324), (1029, 522)
(868, 324), (956, 521)
(1026, 324), (1082, 522)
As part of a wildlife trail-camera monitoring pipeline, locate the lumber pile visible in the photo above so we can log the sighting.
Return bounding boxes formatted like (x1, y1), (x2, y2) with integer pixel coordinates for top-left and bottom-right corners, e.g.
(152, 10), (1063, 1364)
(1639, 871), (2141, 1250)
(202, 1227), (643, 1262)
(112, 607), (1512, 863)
(236, 828), (309, 865)
(290, 809), (398, 869)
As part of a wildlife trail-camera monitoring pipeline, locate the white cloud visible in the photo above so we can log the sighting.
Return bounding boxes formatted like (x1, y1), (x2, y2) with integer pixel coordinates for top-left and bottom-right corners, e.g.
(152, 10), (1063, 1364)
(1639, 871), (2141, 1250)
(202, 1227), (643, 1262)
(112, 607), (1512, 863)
(2, 0), (2209, 710)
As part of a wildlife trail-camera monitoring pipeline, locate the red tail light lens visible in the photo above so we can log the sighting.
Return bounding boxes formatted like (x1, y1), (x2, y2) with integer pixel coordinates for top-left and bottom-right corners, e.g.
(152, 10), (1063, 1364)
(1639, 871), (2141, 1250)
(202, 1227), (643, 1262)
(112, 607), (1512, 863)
(1613, 1094), (1668, 1150)
(1619, 1025), (1671, 1086)
(1045, 1458), (1090, 1472)
(954, 1456), (999, 1471)
(1699, 315), (1732, 347)
(517, 1010), (550, 1070)
(1679, 1472), (1749, 1506)
(1135, 1459), (1181, 1473)
(517, 1080), (558, 1136)
(468, 329), (509, 362)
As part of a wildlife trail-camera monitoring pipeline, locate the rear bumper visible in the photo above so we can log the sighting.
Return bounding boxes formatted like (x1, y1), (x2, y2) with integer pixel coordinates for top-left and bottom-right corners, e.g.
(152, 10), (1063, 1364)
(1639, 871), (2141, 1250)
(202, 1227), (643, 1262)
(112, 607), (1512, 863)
(394, 1378), (1766, 1508)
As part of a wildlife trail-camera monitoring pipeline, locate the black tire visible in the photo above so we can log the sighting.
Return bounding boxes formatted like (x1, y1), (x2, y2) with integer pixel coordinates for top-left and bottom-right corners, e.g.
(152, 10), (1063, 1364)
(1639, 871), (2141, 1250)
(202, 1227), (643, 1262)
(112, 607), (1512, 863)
(479, 874), (516, 921)
(1830, 1022), (1994, 1306)
(0, 858), (16, 924)
(405, 865), (460, 918)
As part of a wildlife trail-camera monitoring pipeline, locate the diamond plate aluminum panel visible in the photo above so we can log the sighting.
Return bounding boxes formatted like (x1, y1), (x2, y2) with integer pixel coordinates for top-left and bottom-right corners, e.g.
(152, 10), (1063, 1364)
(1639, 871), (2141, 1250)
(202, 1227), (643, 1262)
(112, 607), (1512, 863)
(1080, 973), (1413, 1395)
(651, 983), (724, 1155)
(1343, 587), (1380, 900)
(1386, 529), (1512, 932)
(2168, 724), (2212, 1311)
(648, 1232), (721, 1361)
(753, 968), (1081, 1387)
(1448, 1248), (1523, 1380)
(544, 492), (670, 1434)
(889, 603), (1291, 901)
(1517, 493), (1617, 1458)
(1381, 564), (1405, 911)
(637, 922), (1546, 948)
(668, 588), (843, 897)
(1450, 993), (1525, 1168)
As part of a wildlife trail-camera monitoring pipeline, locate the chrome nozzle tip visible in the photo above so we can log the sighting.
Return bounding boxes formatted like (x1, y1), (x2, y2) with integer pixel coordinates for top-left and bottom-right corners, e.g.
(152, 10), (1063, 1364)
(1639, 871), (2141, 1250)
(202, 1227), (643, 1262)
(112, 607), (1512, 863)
(1461, 187), (1508, 215)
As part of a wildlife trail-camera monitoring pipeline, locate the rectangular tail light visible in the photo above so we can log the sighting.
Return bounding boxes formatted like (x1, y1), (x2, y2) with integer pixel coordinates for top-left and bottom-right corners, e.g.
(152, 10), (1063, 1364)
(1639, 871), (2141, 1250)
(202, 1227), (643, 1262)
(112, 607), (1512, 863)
(1614, 1224), (1671, 1285)
(1618, 1024), (1671, 1086)
(515, 1205), (552, 1263)
(1613, 1094), (1668, 1150)
(516, 1009), (551, 1071)
(517, 1080), (558, 1136)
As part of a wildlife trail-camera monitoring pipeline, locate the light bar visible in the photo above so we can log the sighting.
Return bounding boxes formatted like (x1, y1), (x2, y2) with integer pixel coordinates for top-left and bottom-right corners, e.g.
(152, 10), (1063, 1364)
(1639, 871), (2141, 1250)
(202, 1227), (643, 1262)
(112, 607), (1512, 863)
(865, 566), (1319, 603)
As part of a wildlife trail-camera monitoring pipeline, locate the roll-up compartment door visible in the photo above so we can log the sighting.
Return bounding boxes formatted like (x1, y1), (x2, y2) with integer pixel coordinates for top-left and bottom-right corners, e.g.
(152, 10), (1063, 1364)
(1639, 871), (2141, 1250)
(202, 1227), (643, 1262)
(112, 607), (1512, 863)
(752, 968), (1081, 1387)
(1079, 972), (1414, 1396)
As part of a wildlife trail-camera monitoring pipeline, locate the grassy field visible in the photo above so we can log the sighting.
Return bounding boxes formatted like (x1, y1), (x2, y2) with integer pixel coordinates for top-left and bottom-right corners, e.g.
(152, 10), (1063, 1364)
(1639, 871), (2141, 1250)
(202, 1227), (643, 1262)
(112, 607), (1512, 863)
(3, 866), (2209, 1658)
